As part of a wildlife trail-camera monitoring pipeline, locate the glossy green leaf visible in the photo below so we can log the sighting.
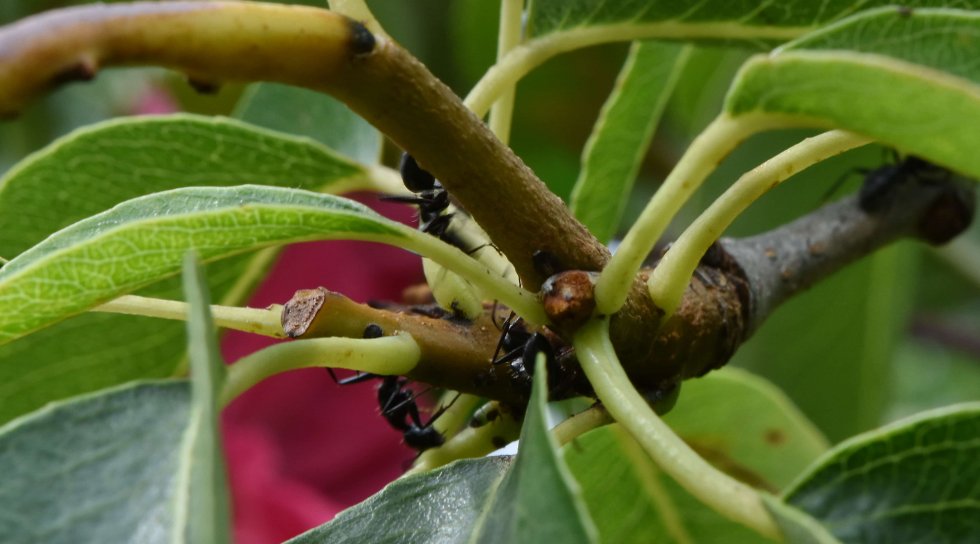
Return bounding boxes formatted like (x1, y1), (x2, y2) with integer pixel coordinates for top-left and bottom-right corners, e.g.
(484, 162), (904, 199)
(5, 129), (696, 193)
(664, 367), (828, 490)
(0, 380), (191, 543)
(0, 113), (366, 255)
(763, 496), (842, 544)
(294, 357), (597, 542)
(563, 367), (828, 543)
(524, 1), (972, 45)
(565, 425), (768, 543)
(784, 403), (980, 543)
(0, 185), (403, 344)
(0, 113), (371, 424)
(287, 458), (513, 543)
(177, 255), (231, 544)
(235, 83), (382, 164)
(570, 41), (689, 243)
(0, 184), (538, 349)
(473, 357), (597, 543)
(734, 243), (917, 441)
(726, 8), (980, 179)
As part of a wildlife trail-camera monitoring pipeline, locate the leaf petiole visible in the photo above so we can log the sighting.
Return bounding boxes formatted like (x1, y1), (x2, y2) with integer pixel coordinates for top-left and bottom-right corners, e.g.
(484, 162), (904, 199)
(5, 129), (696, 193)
(594, 113), (766, 315)
(573, 318), (781, 541)
(220, 333), (420, 406)
(648, 130), (871, 317)
(94, 294), (285, 338)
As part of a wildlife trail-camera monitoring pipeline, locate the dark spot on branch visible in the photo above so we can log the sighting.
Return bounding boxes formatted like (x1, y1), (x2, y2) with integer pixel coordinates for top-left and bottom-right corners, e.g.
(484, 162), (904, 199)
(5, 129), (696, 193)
(490, 436), (509, 449)
(532, 249), (564, 278)
(186, 77), (222, 94)
(50, 60), (96, 87)
(347, 19), (375, 56)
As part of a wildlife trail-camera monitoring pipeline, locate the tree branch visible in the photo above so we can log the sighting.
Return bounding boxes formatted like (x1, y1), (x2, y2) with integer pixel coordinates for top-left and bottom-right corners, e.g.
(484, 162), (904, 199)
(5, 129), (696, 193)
(1, 3), (975, 405)
(282, 177), (974, 402)
(0, 1), (607, 288)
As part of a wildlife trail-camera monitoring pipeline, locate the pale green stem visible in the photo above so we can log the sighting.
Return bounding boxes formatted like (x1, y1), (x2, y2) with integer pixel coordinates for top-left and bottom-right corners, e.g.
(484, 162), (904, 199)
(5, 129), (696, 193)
(327, 0), (387, 38)
(487, 0), (524, 143)
(932, 237), (980, 289)
(649, 130), (871, 317)
(595, 113), (765, 315)
(464, 23), (803, 118)
(407, 406), (522, 476)
(573, 319), (781, 541)
(94, 294), (285, 338)
(220, 333), (420, 406)
(406, 228), (547, 324)
(552, 404), (612, 446)
(432, 392), (483, 437)
(358, 164), (411, 195)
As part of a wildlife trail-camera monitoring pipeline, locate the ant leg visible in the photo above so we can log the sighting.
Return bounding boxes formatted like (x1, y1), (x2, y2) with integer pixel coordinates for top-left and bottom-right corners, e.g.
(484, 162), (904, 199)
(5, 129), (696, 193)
(821, 167), (869, 202)
(326, 323), (384, 383)
(490, 311), (517, 363)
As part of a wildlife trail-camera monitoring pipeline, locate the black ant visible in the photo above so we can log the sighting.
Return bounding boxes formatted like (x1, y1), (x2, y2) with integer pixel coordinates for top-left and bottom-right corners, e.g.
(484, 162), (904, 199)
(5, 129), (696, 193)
(825, 152), (951, 213)
(325, 323), (451, 452)
(376, 376), (455, 452)
(382, 153), (455, 241)
(490, 311), (555, 396)
(383, 153), (491, 255)
(857, 155), (950, 213)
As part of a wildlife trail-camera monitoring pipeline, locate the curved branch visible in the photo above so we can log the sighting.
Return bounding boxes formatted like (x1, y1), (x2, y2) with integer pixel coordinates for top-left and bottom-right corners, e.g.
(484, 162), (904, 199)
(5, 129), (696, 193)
(0, 1), (607, 291)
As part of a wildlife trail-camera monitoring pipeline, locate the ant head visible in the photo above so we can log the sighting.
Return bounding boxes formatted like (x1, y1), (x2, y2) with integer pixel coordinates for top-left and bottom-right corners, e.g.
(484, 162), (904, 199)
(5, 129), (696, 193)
(403, 426), (445, 451)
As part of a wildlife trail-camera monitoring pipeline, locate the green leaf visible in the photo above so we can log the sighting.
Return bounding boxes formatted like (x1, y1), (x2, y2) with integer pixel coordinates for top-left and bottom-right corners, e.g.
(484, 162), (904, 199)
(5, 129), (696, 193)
(0, 113), (372, 424)
(0, 380), (191, 543)
(293, 357), (597, 543)
(177, 254), (231, 544)
(0, 113), (365, 255)
(733, 233), (918, 441)
(524, 1), (973, 45)
(570, 41), (689, 243)
(472, 356), (597, 543)
(562, 367), (828, 543)
(235, 83), (382, 164)
(726, 7), (980, 179)
(784, 403), (980, 543)
(0, 311), (187, 424)
(762, 496), (843, 544)
(0, 185), (403, 344)
(0, 184), (538, 348)
(664, 367), (828, 491)
(564, 425), (768, 543)
(287, 458), (513, 543)
(888, 338), (980, 421)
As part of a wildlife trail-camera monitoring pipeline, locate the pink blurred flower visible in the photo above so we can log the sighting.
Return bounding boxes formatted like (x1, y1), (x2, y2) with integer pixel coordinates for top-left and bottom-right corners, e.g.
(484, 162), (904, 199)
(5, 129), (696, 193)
(222, 196), (424, 543)
(129, 83), (180, 115)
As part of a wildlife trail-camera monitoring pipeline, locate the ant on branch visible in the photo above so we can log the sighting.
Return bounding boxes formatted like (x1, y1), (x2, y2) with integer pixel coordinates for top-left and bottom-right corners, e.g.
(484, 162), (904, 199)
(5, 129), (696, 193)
(825, 151), (951, 212)
(382, 153), (456, 243)
(376, 375), (454, 452)
(383, 152), (495, 257)
(491, 311), (551, 395)
(857, 155), (951, 213)
(326, 323), (451, 452)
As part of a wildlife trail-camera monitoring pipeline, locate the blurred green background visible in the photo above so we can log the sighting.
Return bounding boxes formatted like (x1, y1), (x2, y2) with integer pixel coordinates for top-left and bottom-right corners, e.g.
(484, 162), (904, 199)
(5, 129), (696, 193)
(2, 0), (977, 443)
